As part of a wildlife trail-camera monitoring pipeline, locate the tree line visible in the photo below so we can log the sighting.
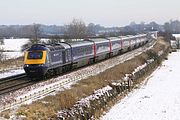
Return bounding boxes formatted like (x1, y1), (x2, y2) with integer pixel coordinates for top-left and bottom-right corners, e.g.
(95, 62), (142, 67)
(1, 19), (180, 51)
(1, 19), (180, 39)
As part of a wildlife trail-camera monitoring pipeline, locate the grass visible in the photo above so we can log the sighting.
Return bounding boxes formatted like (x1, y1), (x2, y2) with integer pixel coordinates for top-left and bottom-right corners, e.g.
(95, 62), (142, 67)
(0, 110), (10, 119)
(13, 37), (170, 120)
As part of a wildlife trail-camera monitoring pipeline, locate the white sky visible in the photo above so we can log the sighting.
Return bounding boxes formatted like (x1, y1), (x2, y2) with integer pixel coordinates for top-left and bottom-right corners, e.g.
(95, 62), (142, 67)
(0, 0), (180, 27)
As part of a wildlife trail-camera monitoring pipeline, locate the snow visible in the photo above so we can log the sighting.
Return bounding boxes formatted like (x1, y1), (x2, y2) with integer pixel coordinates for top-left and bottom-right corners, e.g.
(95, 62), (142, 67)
(77, 86), (112, 107)
(173, 34), (180, 38)
(0, 69), (24, 79)
(2, 52), (24, 59)
(57, 85), (113, 118)
(1, 38), (49, 59)
(132, 63), (147, 75)
(2, 39), (28, 51)
(0, 39), (28, 59)
(101, 50), (180, 120)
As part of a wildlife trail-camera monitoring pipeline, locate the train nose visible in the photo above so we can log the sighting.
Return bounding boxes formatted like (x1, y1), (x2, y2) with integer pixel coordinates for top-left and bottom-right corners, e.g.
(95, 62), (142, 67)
(24, 64), (48, 78)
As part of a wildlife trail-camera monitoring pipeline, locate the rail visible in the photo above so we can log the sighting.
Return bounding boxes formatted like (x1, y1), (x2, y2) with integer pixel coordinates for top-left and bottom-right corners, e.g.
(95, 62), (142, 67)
(0, 73), (30, 95)
(0, 73), (26, 84)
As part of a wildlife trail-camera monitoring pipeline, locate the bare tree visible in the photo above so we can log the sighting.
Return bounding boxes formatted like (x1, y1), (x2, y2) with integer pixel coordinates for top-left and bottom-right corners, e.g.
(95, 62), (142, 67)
(65, 18), (87, 39)
(21, 23), (42, 51)
(87, 23), (96, 37)
(31, 23), (41, 42)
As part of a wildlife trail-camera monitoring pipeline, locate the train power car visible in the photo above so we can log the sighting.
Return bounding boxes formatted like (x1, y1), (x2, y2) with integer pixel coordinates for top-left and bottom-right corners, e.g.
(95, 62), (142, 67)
(24, 33), (156, 79)
(24, 43), (71, 78)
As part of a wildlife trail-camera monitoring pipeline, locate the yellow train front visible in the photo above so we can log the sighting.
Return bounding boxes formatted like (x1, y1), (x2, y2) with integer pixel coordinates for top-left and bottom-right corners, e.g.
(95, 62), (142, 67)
(24, 44), (49, 78)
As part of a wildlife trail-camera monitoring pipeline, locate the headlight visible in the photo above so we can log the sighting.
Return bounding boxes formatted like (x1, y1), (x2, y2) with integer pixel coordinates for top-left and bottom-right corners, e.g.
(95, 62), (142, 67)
(25, 64), (29, 67)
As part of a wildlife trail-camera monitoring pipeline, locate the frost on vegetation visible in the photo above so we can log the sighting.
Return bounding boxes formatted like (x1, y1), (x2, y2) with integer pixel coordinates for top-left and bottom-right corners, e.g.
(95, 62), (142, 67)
(147, 59), (154, 64)
(0, 69), (24, 79)
(76, 85), (112, 108)
(132, 59), (155, 76)
(132, 63), (147, 75)
(111, 74), (131, 86)
(57, 86), (113, 117)
(158, 50), (164, 56)
(112, 59), (153, 86)
(123, 74), (131, 81)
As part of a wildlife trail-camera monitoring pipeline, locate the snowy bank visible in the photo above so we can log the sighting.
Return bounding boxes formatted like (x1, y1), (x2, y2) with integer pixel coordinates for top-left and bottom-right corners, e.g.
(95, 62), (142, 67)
(0, 38), (49, 59)
(101, 50), (180, 120)
(0, 69), (24, 79)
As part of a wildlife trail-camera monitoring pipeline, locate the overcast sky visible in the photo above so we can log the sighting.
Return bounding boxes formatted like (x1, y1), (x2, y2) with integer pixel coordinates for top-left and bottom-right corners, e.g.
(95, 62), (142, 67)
(0, 0), (179, 27)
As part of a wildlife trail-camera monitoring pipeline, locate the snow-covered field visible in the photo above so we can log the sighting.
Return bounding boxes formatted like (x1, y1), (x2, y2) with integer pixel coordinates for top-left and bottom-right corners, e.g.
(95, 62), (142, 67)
(1, 38), (49, 59)
(3, 39), (28, 51)
(0, 39), (28, 59)
(0, 69), (24, 79)
(2, 52), (24, 60)
(173, 34), (180, 38)
(101, 50), (180, 120)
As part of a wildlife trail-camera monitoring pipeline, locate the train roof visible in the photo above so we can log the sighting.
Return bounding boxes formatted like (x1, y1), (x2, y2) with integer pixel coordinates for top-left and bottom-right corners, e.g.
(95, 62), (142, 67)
(107, 37), (121, 41)
(27, 44), (48, 51)
(45, 43), (65, 51)
(85, 38), (109, 43)
(66, 40), (93, 47)
(57, 42), (71, 49)
(29, 43), (70, 51)
(120, 34), (147, 40)
(136, 34), (147, 37)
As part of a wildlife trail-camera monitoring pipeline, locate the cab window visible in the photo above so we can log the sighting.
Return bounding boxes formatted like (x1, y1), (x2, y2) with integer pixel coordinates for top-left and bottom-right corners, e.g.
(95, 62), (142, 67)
(28, 51), (43, 59)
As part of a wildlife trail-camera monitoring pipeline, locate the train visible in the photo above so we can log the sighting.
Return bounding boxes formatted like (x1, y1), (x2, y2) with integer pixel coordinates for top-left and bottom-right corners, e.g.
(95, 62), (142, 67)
(23, 32), (157, 79)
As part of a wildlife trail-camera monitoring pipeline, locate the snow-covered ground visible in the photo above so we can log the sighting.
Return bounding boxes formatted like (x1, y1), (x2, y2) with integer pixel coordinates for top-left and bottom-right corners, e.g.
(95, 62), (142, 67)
(101, 50), (180, 120)
(2, 52), (24, 60)
(0, 39), (28, 59)
(0, 69), (24, 79)
(173, 34), (180, 38)
(1, 38), (49, 59)
(3, 39), (28, 51)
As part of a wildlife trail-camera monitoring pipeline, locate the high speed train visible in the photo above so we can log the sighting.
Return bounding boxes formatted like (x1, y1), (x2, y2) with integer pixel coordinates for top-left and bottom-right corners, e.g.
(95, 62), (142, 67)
(23, 32), (156, 79)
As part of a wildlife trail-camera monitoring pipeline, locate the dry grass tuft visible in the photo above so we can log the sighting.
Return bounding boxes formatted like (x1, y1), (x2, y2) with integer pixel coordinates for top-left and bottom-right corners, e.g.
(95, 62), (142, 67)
(0, 110), (10, 119)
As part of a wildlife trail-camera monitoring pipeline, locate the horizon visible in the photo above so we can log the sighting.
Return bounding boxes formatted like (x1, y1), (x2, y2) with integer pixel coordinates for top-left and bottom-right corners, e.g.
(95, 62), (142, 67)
(0, 20), (177, 27)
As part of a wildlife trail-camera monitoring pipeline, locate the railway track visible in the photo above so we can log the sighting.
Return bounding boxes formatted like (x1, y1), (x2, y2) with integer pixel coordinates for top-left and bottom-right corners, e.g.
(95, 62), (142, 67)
(0, 73), (26, 84)
(0, 73), (35, 95)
